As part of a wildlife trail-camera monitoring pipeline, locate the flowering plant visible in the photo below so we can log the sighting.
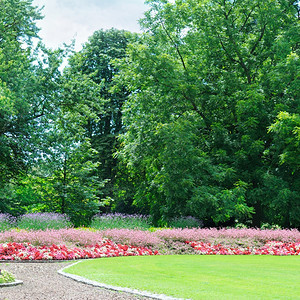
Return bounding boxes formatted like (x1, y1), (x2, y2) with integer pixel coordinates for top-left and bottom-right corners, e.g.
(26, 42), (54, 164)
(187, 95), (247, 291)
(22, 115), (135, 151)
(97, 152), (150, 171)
(187, 241), (300, 255)
(0, 240), (159, 261)
(0, 227), (299, 260)
(90, 213), (151, 230)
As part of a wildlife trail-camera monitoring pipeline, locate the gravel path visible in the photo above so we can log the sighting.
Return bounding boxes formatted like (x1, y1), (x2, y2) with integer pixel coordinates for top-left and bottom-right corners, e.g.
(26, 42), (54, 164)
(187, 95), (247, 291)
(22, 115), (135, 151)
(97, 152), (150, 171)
(0, 262), (148, 300)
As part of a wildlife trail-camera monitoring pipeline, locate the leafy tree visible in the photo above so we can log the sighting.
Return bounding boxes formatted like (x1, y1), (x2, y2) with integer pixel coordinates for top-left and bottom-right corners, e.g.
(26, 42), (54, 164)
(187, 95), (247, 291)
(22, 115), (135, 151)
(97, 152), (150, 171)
(117, 0), (299, 227)
(0, 1), (111, 223)
(0, 0), (65, 214)
(0, 0), (41, 184)
(34, 70), (106, 226)
(66, 29), (134, 207)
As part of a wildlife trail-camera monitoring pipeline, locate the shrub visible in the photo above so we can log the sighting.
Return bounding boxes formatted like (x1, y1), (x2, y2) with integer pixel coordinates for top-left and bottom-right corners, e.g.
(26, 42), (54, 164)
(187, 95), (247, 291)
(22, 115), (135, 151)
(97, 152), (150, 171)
(0, 228), (103, 246)
(102, 228), (162, 247)
(155, 228), (300, 248)
(90, 213), (151, 230)
(16, 213), (72, 230)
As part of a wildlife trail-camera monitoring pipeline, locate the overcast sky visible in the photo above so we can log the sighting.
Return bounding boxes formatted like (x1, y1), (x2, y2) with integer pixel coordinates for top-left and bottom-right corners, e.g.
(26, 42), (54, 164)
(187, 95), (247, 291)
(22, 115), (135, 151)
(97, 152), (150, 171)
(32, 0), (147, 51)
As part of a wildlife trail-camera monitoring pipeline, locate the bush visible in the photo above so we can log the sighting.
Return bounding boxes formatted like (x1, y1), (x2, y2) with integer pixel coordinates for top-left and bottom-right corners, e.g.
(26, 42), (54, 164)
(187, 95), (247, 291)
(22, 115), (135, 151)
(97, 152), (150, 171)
(16, 213), (72, 230)
(90, 213), (151, 230)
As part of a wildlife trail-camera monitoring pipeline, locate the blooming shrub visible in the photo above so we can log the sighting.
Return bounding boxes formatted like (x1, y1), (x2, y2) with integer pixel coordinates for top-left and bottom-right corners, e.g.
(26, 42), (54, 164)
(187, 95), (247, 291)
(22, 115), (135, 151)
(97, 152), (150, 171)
(90, 213), (151, 230)
(0, 229), (104, 246)
(102, 229), (162, 247)
(1, 228), (299, 248)
(154, 228), (300, 247)
(17, 213), (72, 230)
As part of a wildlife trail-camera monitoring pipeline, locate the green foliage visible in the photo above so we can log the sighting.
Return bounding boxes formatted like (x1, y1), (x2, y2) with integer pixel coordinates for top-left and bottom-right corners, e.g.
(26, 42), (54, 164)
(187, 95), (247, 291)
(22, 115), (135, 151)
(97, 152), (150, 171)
(90, 213), (151, 230)
(32, 113), (105, 226)
(117, 0), (299, 227)
(0, 269), (15, 284)
(0, 0), (66, 216)
(0, 0), (41, 185)
(168, 216), (202, 228)
(0, 0), (105, 226)
(0, 0), (64, 180)
(1, 0), (299, 229)
(269, 112), (300, 172)
(66, 29), (134, 204)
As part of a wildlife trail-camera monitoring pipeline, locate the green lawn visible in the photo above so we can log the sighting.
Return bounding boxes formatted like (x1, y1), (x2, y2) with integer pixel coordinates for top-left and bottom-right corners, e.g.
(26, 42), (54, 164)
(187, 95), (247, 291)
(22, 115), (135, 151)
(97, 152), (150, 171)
(64, 255), (300, 299)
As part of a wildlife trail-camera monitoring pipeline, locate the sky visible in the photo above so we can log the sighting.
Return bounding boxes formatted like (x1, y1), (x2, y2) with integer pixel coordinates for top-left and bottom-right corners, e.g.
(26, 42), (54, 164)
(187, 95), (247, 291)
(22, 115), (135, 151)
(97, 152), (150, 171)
(32, 0), (148, 51)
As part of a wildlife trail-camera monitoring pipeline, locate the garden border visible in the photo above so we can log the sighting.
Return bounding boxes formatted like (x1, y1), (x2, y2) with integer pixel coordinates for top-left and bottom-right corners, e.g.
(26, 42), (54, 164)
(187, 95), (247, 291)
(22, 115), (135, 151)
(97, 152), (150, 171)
(0, 259), (73, 263)
(58, 261), (188, 300)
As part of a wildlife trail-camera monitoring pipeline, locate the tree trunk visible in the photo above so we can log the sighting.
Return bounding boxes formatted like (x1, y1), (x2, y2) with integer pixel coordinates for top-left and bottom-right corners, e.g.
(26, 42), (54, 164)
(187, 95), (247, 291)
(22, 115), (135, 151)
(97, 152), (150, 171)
(61, 155), (68, 214)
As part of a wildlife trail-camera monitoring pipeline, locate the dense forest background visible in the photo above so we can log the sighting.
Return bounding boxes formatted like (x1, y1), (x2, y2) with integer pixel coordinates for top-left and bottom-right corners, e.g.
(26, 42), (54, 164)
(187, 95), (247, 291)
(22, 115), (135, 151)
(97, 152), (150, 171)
(0, 0), (299, 227)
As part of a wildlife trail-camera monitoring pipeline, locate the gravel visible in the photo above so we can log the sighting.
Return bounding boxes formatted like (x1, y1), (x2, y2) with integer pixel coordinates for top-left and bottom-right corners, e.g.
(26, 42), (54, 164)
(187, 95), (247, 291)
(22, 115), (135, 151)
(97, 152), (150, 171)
(0, 262), (148, 300)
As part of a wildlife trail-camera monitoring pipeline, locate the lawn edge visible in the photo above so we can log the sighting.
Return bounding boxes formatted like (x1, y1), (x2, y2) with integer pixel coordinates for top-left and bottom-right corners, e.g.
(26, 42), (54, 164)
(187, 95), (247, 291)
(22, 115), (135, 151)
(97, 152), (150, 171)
(0, 280), (23, 287)
(57, 260), (187, 300)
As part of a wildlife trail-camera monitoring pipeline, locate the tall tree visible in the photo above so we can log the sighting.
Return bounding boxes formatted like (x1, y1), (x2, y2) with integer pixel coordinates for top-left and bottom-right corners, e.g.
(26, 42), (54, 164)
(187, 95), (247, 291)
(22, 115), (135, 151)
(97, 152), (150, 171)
(0, 0), (41, 184)
(117, 0), (299, 226)
(66, 29), (134, 206)
(0, 0), (64, 213)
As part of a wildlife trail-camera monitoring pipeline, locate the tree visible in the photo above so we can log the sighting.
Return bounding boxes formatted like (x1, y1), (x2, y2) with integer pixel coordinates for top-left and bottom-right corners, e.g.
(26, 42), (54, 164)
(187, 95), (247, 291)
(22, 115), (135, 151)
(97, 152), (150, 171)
(0, 0), (65, 214)
(31, 114), (104, 226)
(269, 112), (300, 172)
(0, 0), (41, 184)
(117, 0), (299, 227)
(66, 29), (135, 207)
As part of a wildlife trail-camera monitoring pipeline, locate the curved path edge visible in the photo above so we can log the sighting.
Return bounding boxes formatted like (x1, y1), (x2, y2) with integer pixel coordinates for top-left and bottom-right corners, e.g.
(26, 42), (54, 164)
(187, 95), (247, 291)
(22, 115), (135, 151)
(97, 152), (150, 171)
(0, 279), (23, 287)
(58, 261), (187, 300)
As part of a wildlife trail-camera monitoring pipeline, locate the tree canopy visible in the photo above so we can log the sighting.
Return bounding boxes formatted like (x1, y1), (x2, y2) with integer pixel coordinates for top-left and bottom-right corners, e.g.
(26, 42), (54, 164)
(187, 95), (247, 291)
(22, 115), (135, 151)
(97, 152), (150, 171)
(116, 0), (299, 227)
(0, 0), (299, 228)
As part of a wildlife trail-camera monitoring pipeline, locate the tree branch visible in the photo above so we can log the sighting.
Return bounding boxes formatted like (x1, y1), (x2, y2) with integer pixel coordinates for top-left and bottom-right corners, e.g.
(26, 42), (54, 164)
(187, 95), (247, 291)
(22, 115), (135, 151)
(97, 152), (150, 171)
(250, 24), (267, 55)
(160, 21), (187, 71)
(216, 31), (252, 84)
(223, 0), (236, 19)
(240, 6), (256, 32)
(216, 32), (239, 64)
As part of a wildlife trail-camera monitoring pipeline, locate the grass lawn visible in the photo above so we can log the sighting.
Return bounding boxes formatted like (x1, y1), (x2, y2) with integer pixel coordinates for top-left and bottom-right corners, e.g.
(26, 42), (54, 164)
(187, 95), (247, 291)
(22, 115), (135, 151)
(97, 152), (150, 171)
(64, 255), (300, 299)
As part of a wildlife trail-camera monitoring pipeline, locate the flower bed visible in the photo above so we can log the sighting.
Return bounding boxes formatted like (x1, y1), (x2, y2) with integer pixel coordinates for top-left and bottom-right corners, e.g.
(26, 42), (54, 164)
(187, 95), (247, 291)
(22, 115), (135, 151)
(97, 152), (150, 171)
(1, 240), (298, 261)
(0, 240), (159, 261)
(187, 241), (300, 255)
(0, 228), (299, 260)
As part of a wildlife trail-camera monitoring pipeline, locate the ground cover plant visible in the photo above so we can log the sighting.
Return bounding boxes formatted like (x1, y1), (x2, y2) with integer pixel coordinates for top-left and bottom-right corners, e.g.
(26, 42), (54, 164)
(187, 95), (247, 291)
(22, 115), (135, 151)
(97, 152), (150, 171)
(0, 269), (15, 284)
(63, 255), (300, 299)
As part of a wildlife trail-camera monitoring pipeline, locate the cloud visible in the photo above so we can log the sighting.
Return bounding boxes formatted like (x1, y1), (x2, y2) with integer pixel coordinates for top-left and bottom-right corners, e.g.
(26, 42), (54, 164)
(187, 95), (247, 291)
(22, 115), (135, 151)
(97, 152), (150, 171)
(32, 0), (147, 50)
